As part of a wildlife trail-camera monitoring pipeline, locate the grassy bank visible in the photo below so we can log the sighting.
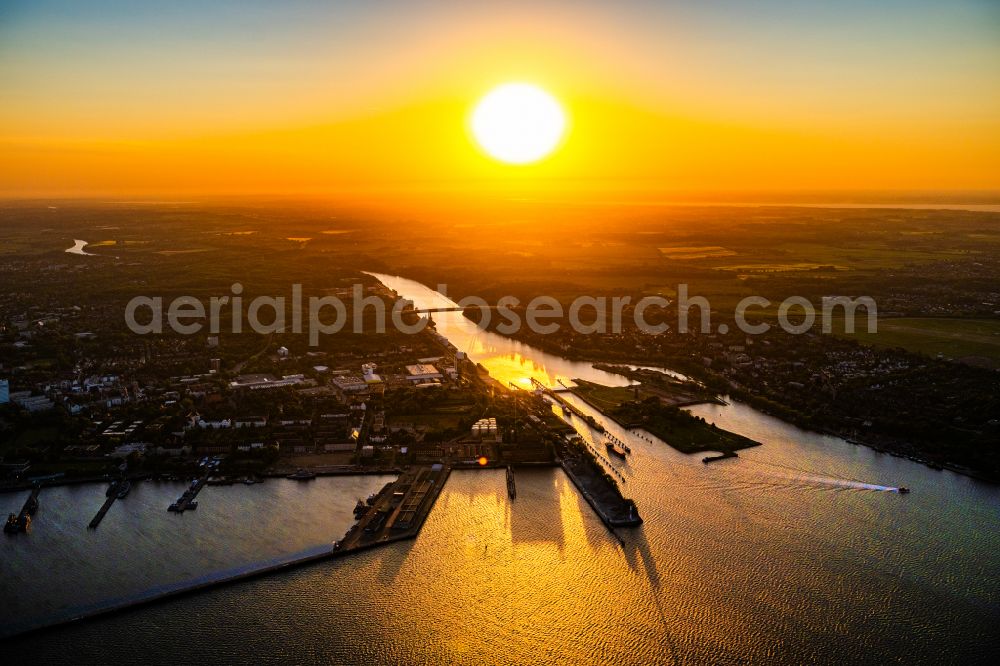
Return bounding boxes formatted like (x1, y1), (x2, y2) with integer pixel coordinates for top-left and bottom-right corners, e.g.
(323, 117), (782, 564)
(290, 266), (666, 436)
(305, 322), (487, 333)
(612, 396), (760, 455)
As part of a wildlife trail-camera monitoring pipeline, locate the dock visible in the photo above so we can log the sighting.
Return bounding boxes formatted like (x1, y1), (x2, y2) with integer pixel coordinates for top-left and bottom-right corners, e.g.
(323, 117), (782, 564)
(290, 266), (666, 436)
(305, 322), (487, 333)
(559, 456), (642, 528)
(334, 464), (451, 553)
(265, 465), (402, 479)
(168, 475), (207, 513)
(4, 457), (633, 640)
(531, 378), (604, 431)
(88, 495), (117, 529)
(7, 464), (457, 639)
(88, 478), (130, 529)
(21, 485), (40, 518)
(4, 485), (41, 534)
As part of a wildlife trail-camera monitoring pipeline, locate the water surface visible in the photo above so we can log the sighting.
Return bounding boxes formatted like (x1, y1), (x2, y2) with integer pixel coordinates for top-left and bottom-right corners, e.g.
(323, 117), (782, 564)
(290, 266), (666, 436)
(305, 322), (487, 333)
(369, 272), (631, 389)
(5, 275), (999, 664)
(1, 475), (393, 637)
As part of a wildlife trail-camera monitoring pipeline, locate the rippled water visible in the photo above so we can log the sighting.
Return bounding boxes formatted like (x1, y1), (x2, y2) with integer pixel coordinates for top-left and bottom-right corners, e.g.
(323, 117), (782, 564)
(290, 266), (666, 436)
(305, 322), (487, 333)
(1, 475), (394, 637)
(368, 272), (632, 389)
(5, 275), (1000, 664)
(9, 403), (999, 663)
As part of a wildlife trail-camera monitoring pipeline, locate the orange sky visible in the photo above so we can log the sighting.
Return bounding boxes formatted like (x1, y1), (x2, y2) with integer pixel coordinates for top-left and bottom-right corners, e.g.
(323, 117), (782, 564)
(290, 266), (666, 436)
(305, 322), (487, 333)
(2, 1), (998, 200)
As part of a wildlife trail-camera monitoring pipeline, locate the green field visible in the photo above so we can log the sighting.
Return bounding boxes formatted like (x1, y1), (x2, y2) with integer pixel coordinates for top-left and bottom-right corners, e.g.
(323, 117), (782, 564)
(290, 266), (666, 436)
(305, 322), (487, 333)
(610, 398), (761, 455)
(837, 318), (1000, 367)
(570, 380), (642, 411)
(570, 380), (760, 456)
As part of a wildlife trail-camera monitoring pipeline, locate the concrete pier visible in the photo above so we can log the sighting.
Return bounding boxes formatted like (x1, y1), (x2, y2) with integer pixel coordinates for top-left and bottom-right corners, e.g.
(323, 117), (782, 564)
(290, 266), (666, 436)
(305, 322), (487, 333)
(335, 464), (450, 552)
(168, 476), (207, 513)
(4, 485), (40, 534)
(20, 485), (40, 518)
(88, 479), (130, 529)
(88, 495), (116, 530)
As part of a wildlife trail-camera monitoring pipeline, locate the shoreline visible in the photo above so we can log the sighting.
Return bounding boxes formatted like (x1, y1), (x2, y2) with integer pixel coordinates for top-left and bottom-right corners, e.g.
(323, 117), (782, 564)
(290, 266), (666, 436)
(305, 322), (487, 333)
(4, 464), (454, 642)
(557, 461), (642, 529)
(465, 322), (999, 485)
(0, 467), (405, 495)
(3, 535), (398, 641)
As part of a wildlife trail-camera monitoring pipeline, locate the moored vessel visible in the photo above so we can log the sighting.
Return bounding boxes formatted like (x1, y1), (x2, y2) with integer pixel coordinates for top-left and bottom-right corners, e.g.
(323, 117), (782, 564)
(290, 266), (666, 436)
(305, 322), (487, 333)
(4, 512), (30, 534)
(606, 441), (627, 459)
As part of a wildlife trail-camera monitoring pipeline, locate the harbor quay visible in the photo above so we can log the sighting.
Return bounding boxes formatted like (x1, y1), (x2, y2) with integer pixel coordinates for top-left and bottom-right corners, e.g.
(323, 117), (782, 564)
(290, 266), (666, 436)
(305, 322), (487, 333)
(5, 452), (642, 639)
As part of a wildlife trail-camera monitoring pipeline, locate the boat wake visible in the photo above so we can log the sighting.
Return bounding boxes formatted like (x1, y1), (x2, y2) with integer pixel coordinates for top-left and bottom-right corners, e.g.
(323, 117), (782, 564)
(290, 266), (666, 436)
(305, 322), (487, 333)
(793, 474), (899, 492)
(739, 459), (906, 493)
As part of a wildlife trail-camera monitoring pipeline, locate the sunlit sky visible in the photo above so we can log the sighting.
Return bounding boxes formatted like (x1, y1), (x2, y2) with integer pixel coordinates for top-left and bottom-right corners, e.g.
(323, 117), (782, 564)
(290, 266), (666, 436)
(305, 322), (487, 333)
(2, 0), (998, 199)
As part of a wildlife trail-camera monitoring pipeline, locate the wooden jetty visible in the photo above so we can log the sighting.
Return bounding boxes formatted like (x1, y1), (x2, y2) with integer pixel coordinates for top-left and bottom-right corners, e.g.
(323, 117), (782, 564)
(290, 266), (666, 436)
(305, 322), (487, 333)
(168, 475), (207, 513)
(88, 478), (131, 529)
(4, 485), (40, 534)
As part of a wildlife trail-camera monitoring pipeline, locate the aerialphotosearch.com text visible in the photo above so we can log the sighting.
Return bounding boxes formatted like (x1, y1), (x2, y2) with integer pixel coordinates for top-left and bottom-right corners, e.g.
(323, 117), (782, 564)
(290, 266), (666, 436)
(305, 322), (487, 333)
(124, 282), (877, 345)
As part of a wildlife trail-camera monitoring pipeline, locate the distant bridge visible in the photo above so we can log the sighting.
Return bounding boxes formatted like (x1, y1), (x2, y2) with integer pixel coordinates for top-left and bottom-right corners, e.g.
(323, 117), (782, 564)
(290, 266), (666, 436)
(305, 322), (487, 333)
(410, 305), (510, 314)
(529, 377), (571, 393)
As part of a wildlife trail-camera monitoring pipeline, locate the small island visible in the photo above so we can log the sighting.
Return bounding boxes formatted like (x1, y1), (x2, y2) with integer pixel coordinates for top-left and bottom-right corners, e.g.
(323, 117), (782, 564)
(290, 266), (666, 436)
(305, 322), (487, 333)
(571, 378), (761, 461)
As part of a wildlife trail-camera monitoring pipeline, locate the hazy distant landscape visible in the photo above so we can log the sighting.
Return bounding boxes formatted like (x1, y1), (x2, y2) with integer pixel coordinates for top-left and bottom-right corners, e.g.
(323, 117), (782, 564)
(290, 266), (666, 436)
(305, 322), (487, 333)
(2, 199), (999, 664)
(2, 200), (998, 478)
(3, 0), (1000, 663)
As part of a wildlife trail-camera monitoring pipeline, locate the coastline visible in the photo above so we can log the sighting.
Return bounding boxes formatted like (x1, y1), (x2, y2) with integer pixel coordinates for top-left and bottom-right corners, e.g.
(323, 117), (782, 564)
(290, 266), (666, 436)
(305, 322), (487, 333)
(3, 465), (453, 641)
(465, 324), (999, 485)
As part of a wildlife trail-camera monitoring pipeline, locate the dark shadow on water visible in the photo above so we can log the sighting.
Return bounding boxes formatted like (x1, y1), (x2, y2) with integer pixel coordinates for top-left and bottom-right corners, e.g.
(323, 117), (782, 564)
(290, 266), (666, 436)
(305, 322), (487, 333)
(509, 468), (566, 551)
(621, 527), (662, 590)
(619, 526), (680, 661)
(373, 539), (414, 585)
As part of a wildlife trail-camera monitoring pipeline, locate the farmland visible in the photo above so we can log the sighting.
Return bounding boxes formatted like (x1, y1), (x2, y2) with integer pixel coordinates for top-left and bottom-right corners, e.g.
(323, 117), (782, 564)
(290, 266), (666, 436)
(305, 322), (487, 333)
(838, 318), (1000, 368)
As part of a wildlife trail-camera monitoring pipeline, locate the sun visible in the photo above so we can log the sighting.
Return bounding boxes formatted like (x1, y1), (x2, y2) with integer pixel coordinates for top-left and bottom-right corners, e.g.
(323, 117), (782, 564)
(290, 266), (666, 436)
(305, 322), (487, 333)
(471, 83), (566, 164)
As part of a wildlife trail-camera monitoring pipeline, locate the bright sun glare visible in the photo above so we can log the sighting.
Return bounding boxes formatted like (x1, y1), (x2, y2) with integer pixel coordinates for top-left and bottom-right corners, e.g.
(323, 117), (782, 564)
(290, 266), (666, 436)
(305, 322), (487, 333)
(471, 83), (566, 164)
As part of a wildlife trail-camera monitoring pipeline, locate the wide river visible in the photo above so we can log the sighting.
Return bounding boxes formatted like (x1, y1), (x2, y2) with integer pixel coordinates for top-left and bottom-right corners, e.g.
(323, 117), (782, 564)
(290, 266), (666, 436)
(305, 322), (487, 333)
(64, 239), (93, 255)
(4, 274), (999, 664)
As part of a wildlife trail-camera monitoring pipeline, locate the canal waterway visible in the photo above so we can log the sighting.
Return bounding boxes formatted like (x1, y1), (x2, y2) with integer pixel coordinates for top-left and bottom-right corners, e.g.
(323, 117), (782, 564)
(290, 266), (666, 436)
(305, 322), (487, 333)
(5, 273), (999, 664)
